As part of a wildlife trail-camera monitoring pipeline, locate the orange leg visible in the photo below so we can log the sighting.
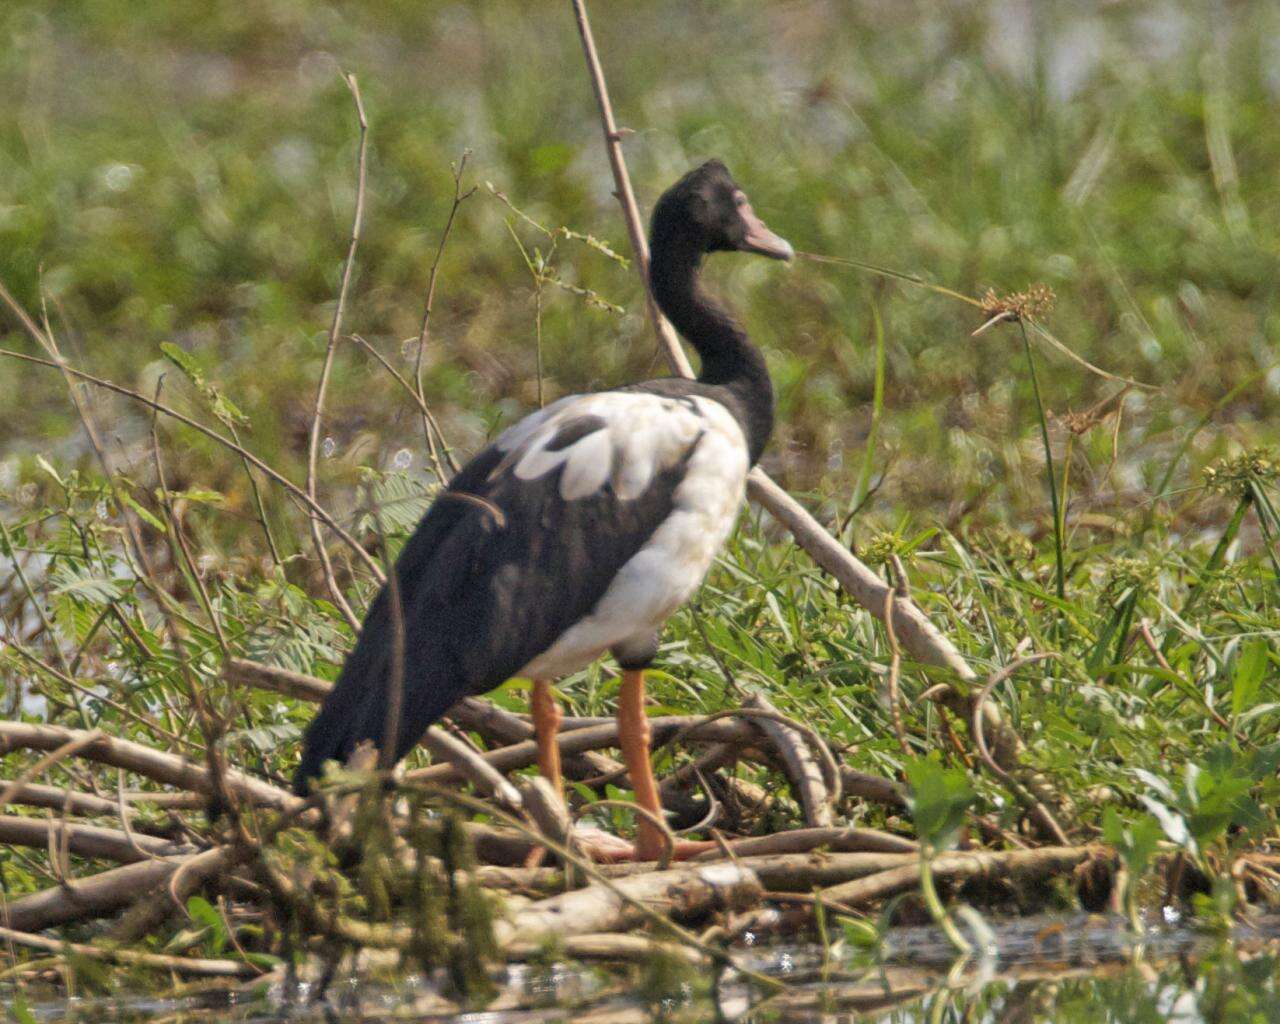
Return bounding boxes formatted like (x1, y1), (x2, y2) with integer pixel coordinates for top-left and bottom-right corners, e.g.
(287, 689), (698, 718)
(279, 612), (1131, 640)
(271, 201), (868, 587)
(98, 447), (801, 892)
(618, 669), (668, 862)
(530, 678), (564, 798)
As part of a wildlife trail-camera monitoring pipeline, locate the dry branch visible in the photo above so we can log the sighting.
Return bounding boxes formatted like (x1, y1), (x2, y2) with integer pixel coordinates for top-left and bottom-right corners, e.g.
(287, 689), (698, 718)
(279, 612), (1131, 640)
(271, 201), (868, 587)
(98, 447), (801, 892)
(822, 845), (1099, 907)
(742, 692), (835, 827)
(305, 72), (368, 632)
(406, 714), (760, 782)
(2, 846), (234, 932)
(505, 932), (704, 965)
(497, 861), (762, 945)
(0, 924), (261, 978)
(695, 826), (917, 859)
(841, 767), (908, 808)
(0, 721), (302, 814)
(421, 726), (522, 812)
(2, 782), (121, 819)
(0, 815), (196, 864)
(223, 657), (332, 702)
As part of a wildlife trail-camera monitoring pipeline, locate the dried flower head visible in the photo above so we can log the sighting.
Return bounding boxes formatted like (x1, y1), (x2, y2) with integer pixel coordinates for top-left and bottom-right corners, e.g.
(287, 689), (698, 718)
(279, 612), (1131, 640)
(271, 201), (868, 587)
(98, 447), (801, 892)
(1203, 447), (1279, 496)
(973, 284), (1056, 335)
(1060, 410), (1096, 436)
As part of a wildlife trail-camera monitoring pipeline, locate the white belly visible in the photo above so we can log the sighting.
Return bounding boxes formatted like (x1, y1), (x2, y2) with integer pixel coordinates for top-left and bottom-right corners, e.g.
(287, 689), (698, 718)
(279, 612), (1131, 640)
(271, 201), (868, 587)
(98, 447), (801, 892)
(516, 401), (749, 680)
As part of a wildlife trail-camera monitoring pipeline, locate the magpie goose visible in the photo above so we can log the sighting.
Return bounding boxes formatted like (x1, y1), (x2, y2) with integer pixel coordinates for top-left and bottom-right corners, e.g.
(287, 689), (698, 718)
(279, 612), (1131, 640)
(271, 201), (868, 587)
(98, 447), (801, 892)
(294, 160), (792, 860)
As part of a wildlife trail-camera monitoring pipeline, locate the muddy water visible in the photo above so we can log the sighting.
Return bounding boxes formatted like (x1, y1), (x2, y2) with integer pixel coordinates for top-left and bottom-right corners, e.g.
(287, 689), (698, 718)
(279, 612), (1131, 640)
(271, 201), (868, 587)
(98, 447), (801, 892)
(15, 913), (1280, 1022)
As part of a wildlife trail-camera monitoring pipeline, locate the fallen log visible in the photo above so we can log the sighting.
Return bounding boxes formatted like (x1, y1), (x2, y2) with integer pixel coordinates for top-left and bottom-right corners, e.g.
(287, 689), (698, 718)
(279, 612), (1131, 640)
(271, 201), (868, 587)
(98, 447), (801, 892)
(822, 845), (1100, 907)
(497, 861), (763, 945)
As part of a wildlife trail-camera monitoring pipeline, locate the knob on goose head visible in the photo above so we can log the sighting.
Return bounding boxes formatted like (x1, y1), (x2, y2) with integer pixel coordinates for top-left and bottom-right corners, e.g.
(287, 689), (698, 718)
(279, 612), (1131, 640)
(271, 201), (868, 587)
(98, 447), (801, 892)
(649, 159), (794, 262)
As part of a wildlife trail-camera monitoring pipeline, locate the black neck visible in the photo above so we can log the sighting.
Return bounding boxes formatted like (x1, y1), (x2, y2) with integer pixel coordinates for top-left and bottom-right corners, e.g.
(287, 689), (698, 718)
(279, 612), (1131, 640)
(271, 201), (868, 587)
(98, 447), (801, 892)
(649, 240), (774, 464)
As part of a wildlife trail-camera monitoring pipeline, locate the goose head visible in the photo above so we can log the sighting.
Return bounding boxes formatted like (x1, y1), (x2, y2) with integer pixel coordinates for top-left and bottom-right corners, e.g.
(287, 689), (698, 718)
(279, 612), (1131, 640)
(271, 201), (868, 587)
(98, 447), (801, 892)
(651, 159), (793, 262)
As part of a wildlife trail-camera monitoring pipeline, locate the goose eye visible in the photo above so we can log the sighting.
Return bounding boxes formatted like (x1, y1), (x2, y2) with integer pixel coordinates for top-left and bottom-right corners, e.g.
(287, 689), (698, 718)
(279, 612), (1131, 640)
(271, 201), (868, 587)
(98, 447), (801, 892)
(732, 191), (748, 207)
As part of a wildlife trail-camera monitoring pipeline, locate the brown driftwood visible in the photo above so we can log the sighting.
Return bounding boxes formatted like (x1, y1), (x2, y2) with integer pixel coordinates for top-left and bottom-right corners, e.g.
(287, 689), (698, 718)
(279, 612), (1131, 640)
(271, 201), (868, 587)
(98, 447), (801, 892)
(0, 814), (197, 864)
(497, 861), (763, 945)
(841, 767), (908, 808)
(2, 846), (234, 932)
(503, 932), (704, 965)
(0, 722), (301, 813)
(475, 850), (923, 898)
(822, 845), (1099, 907)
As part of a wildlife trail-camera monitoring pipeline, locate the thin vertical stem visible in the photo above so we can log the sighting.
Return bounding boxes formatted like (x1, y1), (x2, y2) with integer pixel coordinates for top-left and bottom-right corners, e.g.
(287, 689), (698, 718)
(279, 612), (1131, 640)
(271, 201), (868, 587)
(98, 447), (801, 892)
(570, 0), (693, 379)
(1020, 319), (1065, 602)
(305, 73), (367, 633)
(413, 153), (473, 479)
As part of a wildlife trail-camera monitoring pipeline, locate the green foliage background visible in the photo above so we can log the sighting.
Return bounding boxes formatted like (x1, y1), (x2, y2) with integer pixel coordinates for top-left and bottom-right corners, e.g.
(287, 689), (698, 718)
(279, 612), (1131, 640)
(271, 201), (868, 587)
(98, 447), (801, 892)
(3, 1), (1279, 538)
(2, 3), (1280, 1012)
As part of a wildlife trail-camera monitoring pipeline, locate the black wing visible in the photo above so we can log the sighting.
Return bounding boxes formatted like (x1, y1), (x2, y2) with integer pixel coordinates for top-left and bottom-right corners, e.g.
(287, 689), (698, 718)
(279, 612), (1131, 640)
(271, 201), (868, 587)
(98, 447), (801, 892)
(293, 391), (714, 791)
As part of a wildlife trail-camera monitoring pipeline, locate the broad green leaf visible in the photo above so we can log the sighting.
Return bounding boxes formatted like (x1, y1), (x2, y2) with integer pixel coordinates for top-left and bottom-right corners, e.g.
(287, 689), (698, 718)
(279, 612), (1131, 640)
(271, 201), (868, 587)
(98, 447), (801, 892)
(1231, 640), (1269, 717)
(904, 756), (975, 850)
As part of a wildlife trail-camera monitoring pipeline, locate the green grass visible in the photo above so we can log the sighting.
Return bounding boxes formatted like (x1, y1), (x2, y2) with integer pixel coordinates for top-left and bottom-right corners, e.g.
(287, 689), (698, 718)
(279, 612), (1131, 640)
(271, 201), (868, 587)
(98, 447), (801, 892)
(1, 0), (1280, 1009)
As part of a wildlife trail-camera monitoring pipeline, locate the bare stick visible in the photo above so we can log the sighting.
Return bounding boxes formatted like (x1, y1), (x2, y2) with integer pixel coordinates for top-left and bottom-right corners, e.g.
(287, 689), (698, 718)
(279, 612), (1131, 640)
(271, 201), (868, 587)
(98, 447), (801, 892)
(1, 846), (233, 932)
(306, 73), (368, 632)
(2, 782), (123, 819)
(412, 153), (474, 477)
(0, 722), (302, 813)
(970, 653), (1069, 845)
(570, 0), (693, 378)
(741, 692), (835, 827)
(422, 726), (522, 812)
(693, 826), (917, 860)
(0, 924), (260, 978)
(821, 845), (1098, 907)
(222, 657), (332, 702)
(0, 814), (195, 863)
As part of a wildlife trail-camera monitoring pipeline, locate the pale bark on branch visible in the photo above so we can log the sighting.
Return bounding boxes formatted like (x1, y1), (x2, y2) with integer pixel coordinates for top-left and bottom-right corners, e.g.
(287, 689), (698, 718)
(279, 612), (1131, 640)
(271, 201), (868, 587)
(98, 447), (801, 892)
(0, 721), (302, 814)
(0, 814), (196, 864)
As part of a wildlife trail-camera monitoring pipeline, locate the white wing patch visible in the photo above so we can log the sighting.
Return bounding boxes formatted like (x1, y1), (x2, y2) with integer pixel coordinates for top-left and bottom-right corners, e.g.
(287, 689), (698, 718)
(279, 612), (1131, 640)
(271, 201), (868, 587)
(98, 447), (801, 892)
(513, 391), (751, 681)
(493, 391), (720, 502)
